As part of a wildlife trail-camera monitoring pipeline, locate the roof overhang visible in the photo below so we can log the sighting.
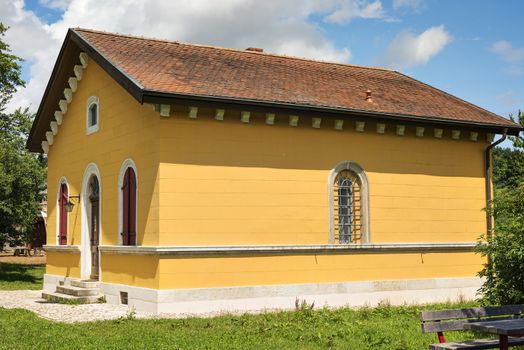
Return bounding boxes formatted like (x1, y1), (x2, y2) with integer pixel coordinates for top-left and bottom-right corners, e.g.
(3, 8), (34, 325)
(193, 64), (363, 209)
(27, 29), (523, 153)
(142, 90), (523, 136)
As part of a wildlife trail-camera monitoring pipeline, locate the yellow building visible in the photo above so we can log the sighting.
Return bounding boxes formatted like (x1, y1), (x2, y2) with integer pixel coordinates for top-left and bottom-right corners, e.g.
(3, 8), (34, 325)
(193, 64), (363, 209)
(28, 29), (522, 314)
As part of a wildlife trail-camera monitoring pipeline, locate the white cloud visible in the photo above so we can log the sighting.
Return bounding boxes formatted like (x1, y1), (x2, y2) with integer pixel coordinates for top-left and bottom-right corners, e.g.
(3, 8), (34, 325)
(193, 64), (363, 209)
(380, 25), (451, 69)
(392, 0), (424, 11)
(491, 40), (524, 62)
(3, 0), (375, 112)
(324, 0), (384, 24)
(496, 90), (517, 109)
(38, 0), (72, 11)
(508, 66), (524, 76)
(3, 0), (60, 111)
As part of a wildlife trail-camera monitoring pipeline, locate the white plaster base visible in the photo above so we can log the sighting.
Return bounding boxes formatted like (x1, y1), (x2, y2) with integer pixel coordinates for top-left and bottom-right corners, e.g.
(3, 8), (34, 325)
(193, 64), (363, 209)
(71, 276), (485, 315)
(43, 274), (78, 292)
(43, 274), (482, 316)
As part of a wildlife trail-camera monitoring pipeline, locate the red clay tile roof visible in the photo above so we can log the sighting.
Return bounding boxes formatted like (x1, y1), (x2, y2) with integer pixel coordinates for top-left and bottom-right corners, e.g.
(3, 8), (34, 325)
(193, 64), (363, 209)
(27, 28), (524, 152)
(73, 28), (520, 130)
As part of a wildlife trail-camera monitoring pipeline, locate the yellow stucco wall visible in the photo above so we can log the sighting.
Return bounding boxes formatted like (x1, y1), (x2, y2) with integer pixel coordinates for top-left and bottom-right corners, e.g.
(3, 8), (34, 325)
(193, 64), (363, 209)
(45, 55), (488, 290)
(158, 108), (487, 246)
(101, 254), (160, 288)
(158, 251), (480, 289)
(46, 252), (81, 278)
(46, 60), (160, 280)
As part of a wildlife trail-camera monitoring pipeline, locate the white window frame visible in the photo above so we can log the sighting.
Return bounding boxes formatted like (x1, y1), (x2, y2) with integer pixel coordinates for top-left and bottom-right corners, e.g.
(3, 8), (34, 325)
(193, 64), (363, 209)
(118, 159), (138, 246)
(86, 96), (100, 135)
(81, 163), (102, 279)
(55, 177), (69, 245)
(328, 161), (370, 244)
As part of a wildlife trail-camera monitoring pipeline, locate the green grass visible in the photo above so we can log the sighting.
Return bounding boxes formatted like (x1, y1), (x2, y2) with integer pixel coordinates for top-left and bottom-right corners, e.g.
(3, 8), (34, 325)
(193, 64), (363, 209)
(0, 263), (44, 290)
(0, 264), (517, 349)
(0, 301), (504, 350)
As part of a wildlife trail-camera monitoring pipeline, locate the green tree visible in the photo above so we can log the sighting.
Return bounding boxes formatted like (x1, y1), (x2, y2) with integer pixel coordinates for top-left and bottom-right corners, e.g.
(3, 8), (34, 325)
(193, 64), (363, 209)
(477, 184), (524, 304)
(0, 24), (46, 248)
(492, 147), (524, 189)
(476, 109), (524, 304)
(509, 109), (524, 150)
(0, 23), (25, 112)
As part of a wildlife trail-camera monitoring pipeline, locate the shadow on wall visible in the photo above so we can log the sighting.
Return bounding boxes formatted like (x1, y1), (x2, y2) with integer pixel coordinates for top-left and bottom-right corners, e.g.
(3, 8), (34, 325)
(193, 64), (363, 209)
(158, 107), (485, 178)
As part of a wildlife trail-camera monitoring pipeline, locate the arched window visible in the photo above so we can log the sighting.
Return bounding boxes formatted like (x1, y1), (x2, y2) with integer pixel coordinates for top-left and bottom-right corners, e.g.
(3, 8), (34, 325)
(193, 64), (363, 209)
(334, 170), (361, 243)
(121, 166), (137, 245)
(328, 162), (370, 244)
(58, 181), (68, 245)
(86, 96), (99, 134)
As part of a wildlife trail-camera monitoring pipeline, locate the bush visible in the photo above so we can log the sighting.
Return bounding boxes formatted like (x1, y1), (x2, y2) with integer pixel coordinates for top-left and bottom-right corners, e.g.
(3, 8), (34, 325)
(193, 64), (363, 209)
(477, 184), (524, 305)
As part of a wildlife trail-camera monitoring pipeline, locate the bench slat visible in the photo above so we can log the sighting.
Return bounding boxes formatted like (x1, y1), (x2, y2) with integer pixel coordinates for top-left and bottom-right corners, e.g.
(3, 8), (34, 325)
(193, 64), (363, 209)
(429, 336), (524, 350)
(421, 305), (524, 322)
(422, 316), (517, 333)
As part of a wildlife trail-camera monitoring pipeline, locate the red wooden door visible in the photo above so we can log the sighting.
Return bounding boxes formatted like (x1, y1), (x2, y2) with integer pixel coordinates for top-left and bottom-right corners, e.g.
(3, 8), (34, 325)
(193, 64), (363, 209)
(122, 168), (136, 245)
(59, 183), (68, 245)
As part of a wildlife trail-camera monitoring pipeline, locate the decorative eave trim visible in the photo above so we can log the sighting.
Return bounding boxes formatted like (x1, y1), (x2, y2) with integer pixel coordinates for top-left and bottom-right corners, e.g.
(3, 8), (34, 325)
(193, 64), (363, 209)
(43, 245), (81, 253)
(99, 242), (477, 257)
(142, 90), (523, 135)
(70, 30), (144, 100)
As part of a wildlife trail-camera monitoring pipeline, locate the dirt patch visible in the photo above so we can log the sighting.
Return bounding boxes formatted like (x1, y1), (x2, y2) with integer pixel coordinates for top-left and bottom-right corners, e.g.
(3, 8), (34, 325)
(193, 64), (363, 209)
(0, 252), (46, 265)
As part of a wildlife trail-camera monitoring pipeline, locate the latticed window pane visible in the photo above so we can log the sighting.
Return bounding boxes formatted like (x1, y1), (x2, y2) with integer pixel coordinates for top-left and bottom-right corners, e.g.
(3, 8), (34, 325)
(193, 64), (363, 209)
(334, 170), (362, 244)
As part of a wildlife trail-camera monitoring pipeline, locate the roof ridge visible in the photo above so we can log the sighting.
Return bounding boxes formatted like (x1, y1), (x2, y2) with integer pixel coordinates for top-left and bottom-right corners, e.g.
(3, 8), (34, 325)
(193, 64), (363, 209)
(73, 27), (394, 73)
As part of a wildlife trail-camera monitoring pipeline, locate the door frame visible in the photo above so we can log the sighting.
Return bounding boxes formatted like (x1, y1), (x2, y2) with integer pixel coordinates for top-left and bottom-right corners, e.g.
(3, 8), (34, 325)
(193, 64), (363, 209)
(55, 176), (69, 245)
(117, 158), (138, 245)
(81, 163), (102, 280)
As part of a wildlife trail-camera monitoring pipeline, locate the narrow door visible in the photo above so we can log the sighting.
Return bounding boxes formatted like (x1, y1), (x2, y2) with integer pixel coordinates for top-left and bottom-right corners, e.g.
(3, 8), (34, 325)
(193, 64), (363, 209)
(59, 183), (68, 245)
(122, 167), (136, 245)
(89, 177), (100, 280)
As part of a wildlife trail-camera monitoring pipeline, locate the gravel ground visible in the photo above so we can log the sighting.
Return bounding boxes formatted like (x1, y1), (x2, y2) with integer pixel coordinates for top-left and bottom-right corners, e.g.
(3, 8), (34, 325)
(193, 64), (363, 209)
(0, 254), (46, 265)
(0, 290), (144, 323)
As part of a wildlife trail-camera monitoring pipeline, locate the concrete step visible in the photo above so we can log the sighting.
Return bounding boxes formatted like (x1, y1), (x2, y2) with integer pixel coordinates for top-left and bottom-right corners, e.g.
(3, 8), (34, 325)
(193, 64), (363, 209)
(70, 279), (99, 289)
(42, 292), (104, 304)
(56, 285), (100, 297)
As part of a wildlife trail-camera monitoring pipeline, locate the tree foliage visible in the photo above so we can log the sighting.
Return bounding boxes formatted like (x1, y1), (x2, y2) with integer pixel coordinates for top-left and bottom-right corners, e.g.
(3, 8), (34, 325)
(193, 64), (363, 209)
(0, 24), (46, 248)
(509, 109), (524, 150)
(477, 110), (524, 305)
(477, 184), (524, 305)
(492, 147), (524, 189)
(0, 23), (25, 112)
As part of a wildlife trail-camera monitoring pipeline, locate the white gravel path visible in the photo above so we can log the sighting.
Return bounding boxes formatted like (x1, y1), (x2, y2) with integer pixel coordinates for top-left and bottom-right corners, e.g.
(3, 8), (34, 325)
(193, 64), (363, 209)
(0, 290), (150, 323)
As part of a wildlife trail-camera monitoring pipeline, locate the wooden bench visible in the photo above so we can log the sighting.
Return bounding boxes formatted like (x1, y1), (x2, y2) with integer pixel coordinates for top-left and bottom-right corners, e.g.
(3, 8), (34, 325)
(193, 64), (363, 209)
(421, 305), (524, 349)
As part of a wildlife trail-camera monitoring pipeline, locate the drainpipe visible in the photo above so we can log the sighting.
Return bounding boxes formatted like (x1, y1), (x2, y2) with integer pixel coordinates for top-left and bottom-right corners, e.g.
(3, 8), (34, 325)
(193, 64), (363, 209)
(485, 129), (507, 239)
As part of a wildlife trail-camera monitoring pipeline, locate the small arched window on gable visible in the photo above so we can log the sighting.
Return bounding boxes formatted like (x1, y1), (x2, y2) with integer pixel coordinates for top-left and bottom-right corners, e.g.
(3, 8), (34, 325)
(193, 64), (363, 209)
(86, 96), (99, 135)
(121, 166), (137, 245)
(329, 162), (370, 244)
(58, 181), (69, 245)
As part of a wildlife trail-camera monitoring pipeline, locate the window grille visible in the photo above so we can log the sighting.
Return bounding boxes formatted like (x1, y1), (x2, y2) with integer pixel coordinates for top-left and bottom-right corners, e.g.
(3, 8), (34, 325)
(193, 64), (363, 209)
(333, 170), (362, 244)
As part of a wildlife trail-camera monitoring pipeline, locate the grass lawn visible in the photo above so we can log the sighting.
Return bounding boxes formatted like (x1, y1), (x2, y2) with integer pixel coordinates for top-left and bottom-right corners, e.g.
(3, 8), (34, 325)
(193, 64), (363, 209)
(0, 262), (44, 290)
(0, 301), (496, 350)
(0, 259), (514, 349)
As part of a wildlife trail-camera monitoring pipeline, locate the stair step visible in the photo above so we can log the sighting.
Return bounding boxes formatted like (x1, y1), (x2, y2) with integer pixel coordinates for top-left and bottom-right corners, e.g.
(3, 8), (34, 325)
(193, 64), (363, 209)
(42, 292), (104, 304)
(70, 279), (99, 289)
(56, 285), (100, 297)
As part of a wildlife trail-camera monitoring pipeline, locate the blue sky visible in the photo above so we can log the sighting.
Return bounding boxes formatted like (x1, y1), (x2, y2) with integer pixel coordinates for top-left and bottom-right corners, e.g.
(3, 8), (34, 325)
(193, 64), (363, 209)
(3, 0), (524, 125)
(324, 1), (524, 120)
